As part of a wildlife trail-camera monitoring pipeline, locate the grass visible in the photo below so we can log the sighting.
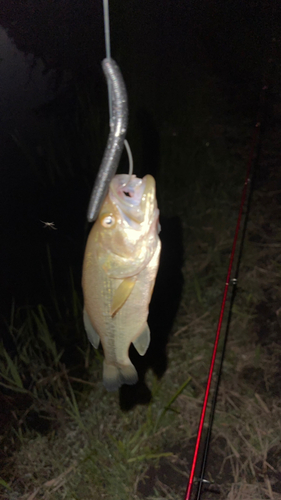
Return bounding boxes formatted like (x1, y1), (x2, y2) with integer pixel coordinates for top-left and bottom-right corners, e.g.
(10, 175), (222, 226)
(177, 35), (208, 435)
(1, 46), (281, 500)
(2, 375), (192, 499)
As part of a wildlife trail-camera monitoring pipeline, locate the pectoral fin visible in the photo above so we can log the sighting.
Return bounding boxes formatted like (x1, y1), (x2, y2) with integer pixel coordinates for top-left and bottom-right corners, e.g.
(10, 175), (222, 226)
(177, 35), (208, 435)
(83, 308), (100, 349)
(111, 277), (136, 317)
(133, 323), (151, 356)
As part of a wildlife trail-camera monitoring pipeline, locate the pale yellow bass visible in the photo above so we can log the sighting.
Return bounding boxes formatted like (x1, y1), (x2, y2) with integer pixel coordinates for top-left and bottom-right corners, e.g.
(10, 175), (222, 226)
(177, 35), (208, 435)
(82, 174), (161, 391)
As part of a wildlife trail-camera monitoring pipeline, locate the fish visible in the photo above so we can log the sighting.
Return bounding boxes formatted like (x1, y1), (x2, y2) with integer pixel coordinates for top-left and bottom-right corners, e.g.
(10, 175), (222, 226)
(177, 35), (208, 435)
(82, 173), (161, 391)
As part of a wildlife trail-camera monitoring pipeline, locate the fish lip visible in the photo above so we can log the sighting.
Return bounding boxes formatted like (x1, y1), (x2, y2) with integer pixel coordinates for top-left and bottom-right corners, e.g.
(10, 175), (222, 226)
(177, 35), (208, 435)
(110, 175), (144, 202)
(114, 174), (157, 229)
(110, 174), (155, 203)
(109, 174), (147, 224)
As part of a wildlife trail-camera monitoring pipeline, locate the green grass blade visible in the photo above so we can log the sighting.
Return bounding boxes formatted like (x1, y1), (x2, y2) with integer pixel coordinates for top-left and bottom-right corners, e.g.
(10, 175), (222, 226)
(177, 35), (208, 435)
(0, 380), (29, 394)
(0, 478), (12, 490)
(3, 350), (23, 388)
(155, 376), (192, 430)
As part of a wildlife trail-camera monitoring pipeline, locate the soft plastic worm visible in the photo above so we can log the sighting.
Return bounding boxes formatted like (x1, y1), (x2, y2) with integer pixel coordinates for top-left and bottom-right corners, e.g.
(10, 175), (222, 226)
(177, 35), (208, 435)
(87, 58), (128, 222)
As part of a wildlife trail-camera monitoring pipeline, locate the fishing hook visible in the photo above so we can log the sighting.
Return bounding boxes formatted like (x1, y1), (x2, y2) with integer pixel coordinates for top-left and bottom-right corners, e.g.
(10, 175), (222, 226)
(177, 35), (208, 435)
(87, 58), (128, 222)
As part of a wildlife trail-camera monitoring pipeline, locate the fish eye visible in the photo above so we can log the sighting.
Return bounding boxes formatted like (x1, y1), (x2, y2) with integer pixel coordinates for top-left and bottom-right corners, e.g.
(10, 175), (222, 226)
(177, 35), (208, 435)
(101, 214), (115, 228)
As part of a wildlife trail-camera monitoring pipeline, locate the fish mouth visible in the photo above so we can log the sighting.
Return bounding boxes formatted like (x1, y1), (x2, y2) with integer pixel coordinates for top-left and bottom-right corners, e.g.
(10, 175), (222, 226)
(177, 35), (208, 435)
(110, 175), (156, 224)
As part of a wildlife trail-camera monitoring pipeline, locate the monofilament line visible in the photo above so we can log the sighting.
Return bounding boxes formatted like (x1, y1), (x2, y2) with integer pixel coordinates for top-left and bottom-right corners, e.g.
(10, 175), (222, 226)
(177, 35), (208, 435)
(102, 0), (113, 123)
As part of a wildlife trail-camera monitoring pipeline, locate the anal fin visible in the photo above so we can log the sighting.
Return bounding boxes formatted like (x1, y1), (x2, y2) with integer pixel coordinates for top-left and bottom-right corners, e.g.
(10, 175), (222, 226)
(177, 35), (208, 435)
(133, 323), (151, 356)
(83, 308), (100, 349)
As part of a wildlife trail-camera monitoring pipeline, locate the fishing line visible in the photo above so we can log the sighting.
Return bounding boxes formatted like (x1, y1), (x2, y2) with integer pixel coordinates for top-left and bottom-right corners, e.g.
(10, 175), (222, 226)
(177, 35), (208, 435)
(102, 0), (133, 186)
(102, 0), (112, 122)
(124, 139), (134, 180)
(185, 83), (269, 500)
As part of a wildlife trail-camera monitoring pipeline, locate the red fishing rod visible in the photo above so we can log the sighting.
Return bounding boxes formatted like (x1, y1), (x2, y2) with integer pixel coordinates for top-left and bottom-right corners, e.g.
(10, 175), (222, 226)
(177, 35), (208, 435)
(184, 79), (269, 499)
(185, 5), (278, 495)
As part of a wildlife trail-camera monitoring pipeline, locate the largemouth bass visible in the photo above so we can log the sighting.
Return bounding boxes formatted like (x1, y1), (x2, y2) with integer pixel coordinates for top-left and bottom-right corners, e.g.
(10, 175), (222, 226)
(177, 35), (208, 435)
(82, 174), (161, 391)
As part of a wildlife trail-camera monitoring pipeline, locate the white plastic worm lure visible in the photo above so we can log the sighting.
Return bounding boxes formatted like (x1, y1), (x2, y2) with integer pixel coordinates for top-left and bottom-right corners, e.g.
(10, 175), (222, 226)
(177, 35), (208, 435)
(87, 58), (128, 222)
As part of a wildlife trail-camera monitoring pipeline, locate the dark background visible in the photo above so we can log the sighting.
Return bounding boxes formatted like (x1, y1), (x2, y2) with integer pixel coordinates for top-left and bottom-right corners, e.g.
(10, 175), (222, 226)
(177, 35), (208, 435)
(0, 0), (276, 327)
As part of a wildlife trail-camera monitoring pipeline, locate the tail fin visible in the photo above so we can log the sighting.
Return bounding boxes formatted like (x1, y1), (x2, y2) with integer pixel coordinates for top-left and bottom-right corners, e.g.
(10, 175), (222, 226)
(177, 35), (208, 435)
(103, 361), (138, 392)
